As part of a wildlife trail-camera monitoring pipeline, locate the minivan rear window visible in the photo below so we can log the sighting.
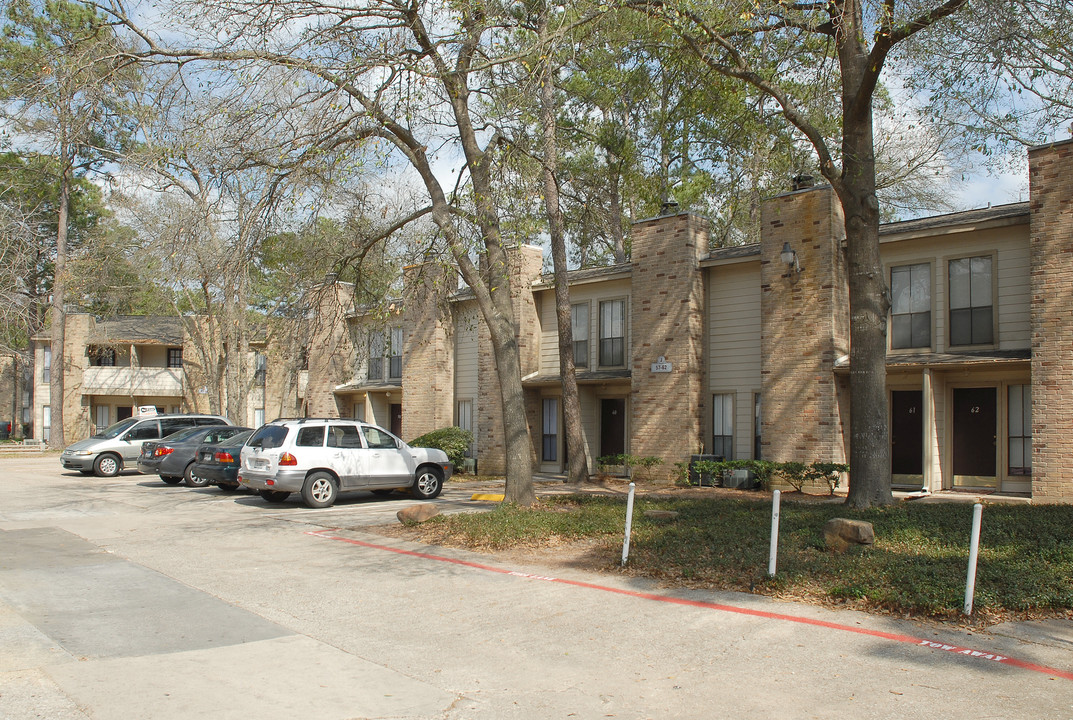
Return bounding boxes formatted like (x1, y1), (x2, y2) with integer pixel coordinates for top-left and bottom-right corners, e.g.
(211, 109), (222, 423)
(248, 425), (289, 450)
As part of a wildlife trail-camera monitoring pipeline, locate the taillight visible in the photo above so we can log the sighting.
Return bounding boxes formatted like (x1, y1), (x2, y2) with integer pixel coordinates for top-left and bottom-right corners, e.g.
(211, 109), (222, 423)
(154, 446), (174, 457)
(214, 451), (235, 463)
(279, 452), (297, 466)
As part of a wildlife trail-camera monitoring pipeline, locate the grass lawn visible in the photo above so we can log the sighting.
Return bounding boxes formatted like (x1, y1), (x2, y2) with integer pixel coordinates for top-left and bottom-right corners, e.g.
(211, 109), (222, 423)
(398, 494), (1073, 624)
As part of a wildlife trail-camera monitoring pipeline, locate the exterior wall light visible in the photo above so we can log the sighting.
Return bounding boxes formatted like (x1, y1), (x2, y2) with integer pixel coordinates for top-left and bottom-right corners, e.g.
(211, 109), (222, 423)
(780, 241), (803, 274)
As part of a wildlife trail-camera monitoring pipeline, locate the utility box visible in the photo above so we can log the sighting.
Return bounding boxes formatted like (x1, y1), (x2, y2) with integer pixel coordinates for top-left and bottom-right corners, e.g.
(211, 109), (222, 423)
(723, 469), (758, 490)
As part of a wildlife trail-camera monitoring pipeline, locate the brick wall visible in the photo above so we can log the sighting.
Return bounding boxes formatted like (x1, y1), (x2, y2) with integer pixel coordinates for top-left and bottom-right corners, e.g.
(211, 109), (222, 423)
(476, 245), (543, 475)
(402, 263), (456, 440)
(1029, 139), (1073, 502)
(759, 185), (849, 464)
(305, 282), (355, 417)
(629, 213), (708, 479)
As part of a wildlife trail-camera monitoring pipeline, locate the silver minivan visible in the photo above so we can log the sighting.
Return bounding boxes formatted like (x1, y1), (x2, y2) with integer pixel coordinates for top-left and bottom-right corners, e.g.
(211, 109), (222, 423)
(60, 414), (230, 477)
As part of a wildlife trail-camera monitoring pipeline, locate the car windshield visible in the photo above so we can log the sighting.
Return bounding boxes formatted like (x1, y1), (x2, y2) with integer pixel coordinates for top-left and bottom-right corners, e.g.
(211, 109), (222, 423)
(94, 418), (139, 439)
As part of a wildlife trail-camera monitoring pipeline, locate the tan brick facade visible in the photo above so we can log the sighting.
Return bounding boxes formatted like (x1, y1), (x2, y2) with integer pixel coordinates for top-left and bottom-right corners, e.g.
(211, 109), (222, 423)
(759, 186), (849, 464)
(629, 213), (708, 477)
(402, 263), (456, 440)
(1029, 139), (1073, 502)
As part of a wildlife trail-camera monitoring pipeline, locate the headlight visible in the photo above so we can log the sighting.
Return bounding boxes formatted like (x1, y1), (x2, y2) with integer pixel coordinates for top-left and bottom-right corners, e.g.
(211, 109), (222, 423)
(73, 450), (95, 456)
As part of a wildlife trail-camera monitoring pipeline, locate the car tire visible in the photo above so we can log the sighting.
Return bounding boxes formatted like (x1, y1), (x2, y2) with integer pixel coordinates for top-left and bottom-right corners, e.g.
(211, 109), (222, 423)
(184, 463), (210, 488)
(258, 490), (290, 503)
(302, 472), (338, 509)
(160, 476), (183, 485)
(93, 454), (121, 478)
(411, 467), (444, 500)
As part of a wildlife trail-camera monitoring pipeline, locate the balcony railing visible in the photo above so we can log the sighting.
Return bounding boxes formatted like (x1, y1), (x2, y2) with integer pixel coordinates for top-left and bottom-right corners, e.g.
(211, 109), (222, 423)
(82, 366), (183, 396)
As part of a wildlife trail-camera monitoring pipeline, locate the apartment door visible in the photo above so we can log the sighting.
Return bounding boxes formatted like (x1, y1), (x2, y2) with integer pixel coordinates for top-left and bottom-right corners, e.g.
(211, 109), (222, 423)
(891, 390), (923, 487)
(600, 398), (626, 458)
(390, 404), (403, 438)
(952, 387), (997, 488)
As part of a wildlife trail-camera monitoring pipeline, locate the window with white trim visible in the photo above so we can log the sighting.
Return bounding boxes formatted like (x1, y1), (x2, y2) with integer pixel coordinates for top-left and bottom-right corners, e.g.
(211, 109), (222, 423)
(542, 397), (559, 462)
(599, 299), (625, 367)
(571, 303), (589, 368)
(389, 327), (403, 379)
(949, 256), (993, 346)
(712, 393), (733, 459)
(1008, 384), (1031, 476)
(368, 331), (384, 381)
(890, 263), (931, 349)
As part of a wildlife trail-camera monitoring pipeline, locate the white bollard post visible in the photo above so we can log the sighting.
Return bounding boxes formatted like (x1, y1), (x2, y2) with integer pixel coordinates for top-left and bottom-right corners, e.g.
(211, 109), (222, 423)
(964, 503), (984, 615)
(768, 489), (781, 577)
(621, 482), (636, 567)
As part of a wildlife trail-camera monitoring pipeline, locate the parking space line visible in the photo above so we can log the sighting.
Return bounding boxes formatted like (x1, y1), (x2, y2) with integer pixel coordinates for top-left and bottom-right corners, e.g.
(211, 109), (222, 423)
(305, 528), (1073, 682)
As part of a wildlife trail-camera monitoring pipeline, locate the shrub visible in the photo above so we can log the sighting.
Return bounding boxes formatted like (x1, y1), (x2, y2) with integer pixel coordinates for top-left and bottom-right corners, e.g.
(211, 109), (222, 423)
(408, 426), (474, 469)
(596, 454), (664, 480)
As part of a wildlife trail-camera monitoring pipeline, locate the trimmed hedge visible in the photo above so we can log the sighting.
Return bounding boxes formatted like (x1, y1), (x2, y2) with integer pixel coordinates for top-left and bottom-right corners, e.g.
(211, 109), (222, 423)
(409, 426), (474, 469)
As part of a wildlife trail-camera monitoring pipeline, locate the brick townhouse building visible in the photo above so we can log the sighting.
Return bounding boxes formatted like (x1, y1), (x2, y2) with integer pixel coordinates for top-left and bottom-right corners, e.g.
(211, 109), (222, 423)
(30, 315), (308, 442)
(307, 138), (1073, 501)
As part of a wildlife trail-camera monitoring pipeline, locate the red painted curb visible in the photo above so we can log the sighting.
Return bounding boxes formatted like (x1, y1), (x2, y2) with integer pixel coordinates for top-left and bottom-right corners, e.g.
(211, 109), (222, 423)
(305, 529), (1073, 682)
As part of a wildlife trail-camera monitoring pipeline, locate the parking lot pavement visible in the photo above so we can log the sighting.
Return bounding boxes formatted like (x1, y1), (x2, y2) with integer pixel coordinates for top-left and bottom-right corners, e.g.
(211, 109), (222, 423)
(2, 456), (1073, 719)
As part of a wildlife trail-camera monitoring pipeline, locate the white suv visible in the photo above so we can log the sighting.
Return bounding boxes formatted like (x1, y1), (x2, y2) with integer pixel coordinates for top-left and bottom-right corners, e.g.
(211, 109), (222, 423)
(238, 419), (453, 508)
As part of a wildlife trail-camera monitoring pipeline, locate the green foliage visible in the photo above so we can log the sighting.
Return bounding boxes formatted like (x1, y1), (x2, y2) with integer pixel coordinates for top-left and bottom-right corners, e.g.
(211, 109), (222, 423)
(684, 459), (846, 493)
(427, 497), (1073, 620)
(596, 454), (663, 480)
(408, 426), (474, 470)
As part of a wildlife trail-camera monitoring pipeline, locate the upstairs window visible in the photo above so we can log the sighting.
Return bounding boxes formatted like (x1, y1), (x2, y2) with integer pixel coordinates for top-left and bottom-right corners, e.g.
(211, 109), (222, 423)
(571, 303), (589, 368)
(599, 299), (626, 367)
(89, 346), (116, 367)
(890, 263), (931, 349)
(254, 353), (267, 386)
(389, 327), (403, 379)
(368, 331), (384, 381)
(42, 347), (51, 383)
(167, 348), (183, 368)
(949, 256), (993, 346)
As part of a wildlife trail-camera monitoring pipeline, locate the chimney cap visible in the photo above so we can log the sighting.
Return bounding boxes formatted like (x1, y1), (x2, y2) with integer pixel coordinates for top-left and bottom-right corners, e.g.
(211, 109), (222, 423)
(660, 198), (680, 215)
(792, 174), (815, 191)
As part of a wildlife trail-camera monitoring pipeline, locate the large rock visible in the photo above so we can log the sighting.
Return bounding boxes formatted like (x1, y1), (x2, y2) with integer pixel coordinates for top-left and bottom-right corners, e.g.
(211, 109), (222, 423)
(397, 503), (441, 525)
(824, 518), (875, 553)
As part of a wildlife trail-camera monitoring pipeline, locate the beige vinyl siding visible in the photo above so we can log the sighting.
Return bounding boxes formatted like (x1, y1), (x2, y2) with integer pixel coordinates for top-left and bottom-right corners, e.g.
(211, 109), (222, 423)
(454, 303), (479, 404)
(707, 262), (762, 458)
(538, 279), (631, 374)
(880, 225), (1030, 352)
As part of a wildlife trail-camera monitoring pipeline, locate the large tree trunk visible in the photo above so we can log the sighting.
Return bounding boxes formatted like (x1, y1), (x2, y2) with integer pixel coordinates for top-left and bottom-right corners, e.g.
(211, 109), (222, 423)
(48, 161), (71, 448)
(836, 14), (894, 508)
(540, 56), (589, 485)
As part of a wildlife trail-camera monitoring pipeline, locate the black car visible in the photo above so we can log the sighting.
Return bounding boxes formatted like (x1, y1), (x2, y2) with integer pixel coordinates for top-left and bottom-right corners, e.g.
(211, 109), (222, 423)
(189, 429), (254, 491)
(138, 426), (251, 486)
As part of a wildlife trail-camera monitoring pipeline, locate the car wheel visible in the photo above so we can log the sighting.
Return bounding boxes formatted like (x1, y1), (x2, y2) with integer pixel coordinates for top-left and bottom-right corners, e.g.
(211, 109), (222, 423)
(411, 467), (443, 500)
(301, 472), (338, 509)
(258, 490), (290, 503)
(93, 454), (121, 478)
(160, 476), (183, 485)
(184, 463), (210, 488)
(217, 482), (240, 492)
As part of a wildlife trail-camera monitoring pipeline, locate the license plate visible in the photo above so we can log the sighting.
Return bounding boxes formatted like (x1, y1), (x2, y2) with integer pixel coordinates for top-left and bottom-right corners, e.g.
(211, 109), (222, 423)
(252, 458), (269, 470)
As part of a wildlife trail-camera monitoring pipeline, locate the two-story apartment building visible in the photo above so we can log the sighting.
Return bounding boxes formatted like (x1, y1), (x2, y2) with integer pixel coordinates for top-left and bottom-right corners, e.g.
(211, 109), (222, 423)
(306, 139), (1073, 502)
(32, 315), (308, 442)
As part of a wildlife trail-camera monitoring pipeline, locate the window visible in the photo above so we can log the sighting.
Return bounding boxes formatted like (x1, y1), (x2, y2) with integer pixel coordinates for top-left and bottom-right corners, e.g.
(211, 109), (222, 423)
(1008, 384), (1032, 476)
(328, 425), (363, 448)
(389, 327), (403, 379)
(949, 256), (993, 346)
(42, 405), (50, 443)
(368, 331), (384, 381)
(599, 299), (626, 367)
(95, 405), (109, 431)
(542, 397), (559, 462)
(712, 393), (733, 459)
(890, 263), (931, 349)
(128, 421), (161, 441)
(167, 348), (183, 368)
(457, 399), (473, 457)
(571, 303), (589, 368)
(753, 393), (762, 460)
(362, 426), (397, 449)
(90, 346), (116, 366)
(254, 408), (265, 427)
(42, 347), (51, 384)
(296, 426), (325, 447)
(254, 353), (267, 386)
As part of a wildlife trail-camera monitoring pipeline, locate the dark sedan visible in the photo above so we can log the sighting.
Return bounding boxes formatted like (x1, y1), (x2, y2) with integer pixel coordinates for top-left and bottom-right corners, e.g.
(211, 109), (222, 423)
(189, 429), (254, 491)
(137, 426), (251, 486)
